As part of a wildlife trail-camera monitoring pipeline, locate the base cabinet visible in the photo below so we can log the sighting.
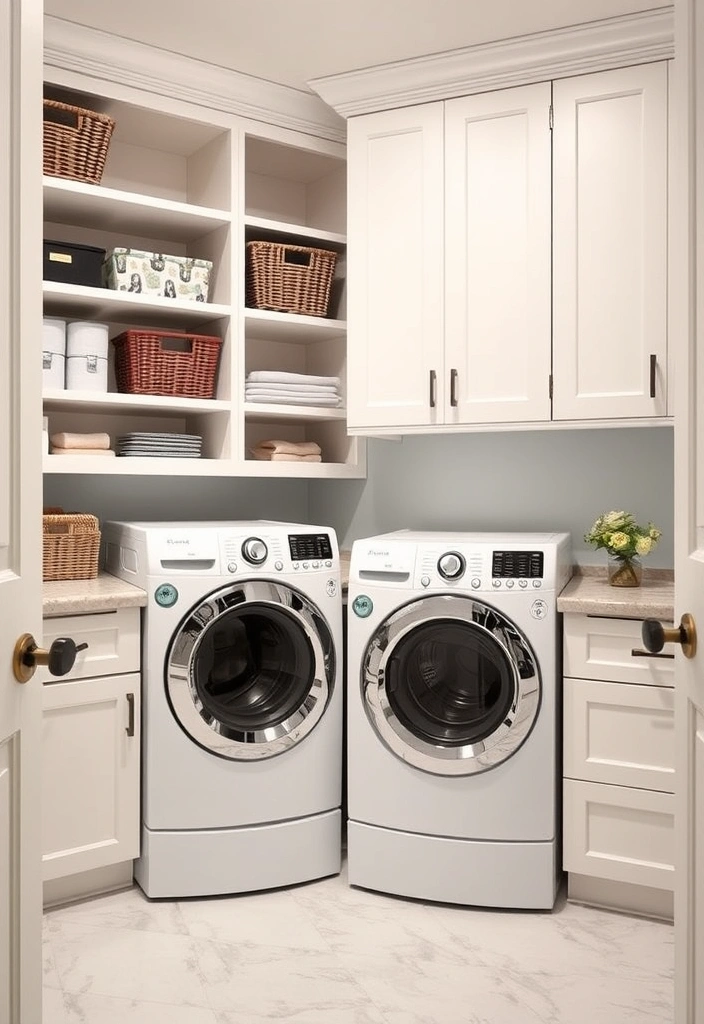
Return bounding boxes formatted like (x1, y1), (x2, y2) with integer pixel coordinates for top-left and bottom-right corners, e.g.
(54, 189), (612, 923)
(562, 613), (675, 919)
(40, 609), (141, 905)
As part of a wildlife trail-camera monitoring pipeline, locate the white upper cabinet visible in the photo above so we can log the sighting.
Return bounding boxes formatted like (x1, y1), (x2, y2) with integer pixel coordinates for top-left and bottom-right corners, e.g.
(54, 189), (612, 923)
(444, 85), (552, 424)
(552, 62), (668, 420)
(347, 104), (444, 429)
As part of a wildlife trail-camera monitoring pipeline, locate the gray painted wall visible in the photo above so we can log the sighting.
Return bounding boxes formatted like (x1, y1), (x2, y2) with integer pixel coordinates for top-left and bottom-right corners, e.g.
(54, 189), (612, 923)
(43, 476), (310, 528)
(308, 427), (675, 567)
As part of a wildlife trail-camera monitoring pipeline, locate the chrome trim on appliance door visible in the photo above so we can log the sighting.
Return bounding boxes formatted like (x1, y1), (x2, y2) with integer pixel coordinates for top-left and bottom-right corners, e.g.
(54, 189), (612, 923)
(362, 595), (540, 776)
(166, 580), (335, 760)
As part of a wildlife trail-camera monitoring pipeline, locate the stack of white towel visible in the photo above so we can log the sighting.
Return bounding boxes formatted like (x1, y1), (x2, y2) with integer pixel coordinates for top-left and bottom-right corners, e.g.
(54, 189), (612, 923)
(50, 432), (115, 457)
(245, 370), (341, 407)
(250, 440), (322, 463)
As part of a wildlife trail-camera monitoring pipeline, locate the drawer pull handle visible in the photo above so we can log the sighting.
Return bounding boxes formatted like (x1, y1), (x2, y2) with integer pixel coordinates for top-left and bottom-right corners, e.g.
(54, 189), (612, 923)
(126, 693), (135, 737)
(429, 369), (437, 409)
(631, 648), (675, 660)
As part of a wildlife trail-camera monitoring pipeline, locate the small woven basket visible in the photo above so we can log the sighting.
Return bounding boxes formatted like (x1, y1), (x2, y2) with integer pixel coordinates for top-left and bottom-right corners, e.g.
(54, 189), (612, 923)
(112, 329), (222, 398)
(246, 240), (337, 317)
(43, 99), (116, 186)
(43, 514), (101, 582)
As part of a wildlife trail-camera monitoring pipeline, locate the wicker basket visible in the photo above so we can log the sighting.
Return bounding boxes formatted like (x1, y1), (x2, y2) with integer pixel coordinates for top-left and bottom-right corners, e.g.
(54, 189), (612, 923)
(43, 99), (116, 186)
(112, 329), (222, 398)
(43, 514), (100, 582)
(246, 240), (337, 317)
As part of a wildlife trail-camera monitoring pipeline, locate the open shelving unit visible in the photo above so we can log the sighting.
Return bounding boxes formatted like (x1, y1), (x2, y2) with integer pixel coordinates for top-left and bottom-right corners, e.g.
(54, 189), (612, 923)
(41, 78), (364, 479)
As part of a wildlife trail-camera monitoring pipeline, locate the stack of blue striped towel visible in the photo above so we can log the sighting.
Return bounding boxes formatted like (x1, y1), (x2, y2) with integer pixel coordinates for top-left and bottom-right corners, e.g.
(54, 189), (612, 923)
(245, 370), (341, 407)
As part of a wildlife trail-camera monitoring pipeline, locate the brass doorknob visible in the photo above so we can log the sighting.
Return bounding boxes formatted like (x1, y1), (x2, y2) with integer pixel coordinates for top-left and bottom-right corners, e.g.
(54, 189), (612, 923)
(642, 613), (697, 659)
(12, 633), (88, 684)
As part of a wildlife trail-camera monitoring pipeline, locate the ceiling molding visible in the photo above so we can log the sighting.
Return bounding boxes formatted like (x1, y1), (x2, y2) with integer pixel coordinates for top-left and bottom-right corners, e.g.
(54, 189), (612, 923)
(309, 7), (675, 117)
(44, 16), (346, 142)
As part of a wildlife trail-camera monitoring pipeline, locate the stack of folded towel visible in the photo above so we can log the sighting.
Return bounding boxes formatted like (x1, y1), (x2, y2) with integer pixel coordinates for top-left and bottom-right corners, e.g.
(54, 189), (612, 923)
(50, 432), (115, 457)
(245, 370), (341, 407)
(250, 440), (322, 463)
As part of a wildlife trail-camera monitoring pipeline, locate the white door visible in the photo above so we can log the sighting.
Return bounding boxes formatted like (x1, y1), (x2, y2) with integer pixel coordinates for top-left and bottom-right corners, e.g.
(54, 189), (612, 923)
(444, 84), (552, 425)
(552, 62), (668, 421)
(672, 0), (704, 1018)
(0, 1), (44, 1022)
(346, 103), (444, 429)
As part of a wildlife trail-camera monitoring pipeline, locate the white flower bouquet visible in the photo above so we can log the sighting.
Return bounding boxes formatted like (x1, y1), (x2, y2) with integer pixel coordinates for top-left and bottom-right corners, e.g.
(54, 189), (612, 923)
(584, 511), (662, 586)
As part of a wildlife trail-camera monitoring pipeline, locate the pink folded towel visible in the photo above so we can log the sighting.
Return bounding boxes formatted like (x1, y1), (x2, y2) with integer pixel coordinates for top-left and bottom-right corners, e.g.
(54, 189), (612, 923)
(50, 432), (111, 450)
(252, 440), (321, 457)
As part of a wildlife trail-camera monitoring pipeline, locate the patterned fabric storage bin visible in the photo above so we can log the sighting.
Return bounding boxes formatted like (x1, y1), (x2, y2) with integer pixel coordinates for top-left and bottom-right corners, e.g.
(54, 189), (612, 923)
(103, 248), (213, 302)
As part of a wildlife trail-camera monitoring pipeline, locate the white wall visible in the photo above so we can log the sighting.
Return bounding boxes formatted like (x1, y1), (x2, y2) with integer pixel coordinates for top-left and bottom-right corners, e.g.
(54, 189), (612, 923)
(309, 427), (675, 567)
(43, 476), (310, 527)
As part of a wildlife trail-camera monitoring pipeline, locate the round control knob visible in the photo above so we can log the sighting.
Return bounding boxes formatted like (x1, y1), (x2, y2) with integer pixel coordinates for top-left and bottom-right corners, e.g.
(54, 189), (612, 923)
(437, 551), (465, 581)
(241, 537), (268, 565)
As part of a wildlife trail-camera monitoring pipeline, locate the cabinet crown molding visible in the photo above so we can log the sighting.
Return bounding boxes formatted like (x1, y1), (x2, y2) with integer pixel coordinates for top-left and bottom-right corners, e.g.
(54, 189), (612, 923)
(309, 7), (674, 117)
(44, 15), (346, 143)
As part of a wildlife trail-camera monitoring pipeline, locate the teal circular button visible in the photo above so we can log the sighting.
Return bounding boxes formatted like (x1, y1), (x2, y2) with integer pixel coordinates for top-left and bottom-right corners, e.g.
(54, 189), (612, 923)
(155, 583), (178, 608)
(352, 595), (373, 618)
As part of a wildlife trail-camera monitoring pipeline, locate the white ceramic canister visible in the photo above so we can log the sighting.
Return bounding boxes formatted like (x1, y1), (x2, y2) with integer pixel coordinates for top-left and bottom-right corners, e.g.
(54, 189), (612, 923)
(42, 317), (66, 391)
(65, 321), (109, 392)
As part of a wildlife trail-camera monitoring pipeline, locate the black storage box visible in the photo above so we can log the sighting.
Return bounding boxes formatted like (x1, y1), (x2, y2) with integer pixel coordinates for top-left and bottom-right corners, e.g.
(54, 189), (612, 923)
(43, 239), (106, 288)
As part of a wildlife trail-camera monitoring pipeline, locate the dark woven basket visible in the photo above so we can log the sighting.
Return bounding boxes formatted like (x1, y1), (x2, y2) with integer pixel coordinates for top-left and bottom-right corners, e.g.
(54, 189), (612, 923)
(43, 99), (116, 186)
(112, 329), (222, 399)
(43, 514), (100, 581)
(246, 240), (337, 317)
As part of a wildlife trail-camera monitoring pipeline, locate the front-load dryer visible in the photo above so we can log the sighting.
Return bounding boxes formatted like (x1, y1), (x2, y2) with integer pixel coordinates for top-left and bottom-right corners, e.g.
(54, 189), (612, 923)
(347, 530), (571, 909)
(103, 520), (343, 898)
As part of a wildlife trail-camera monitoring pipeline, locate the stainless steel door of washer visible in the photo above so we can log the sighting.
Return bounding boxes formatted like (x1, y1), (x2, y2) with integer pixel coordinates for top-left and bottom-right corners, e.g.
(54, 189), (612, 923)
(362, 594), (540, 776)
(166, 580), (335, 760)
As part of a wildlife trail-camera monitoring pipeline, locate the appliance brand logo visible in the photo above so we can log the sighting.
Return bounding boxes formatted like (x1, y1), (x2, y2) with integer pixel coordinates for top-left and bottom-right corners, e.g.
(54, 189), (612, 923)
(166, 538), (189, 545)
(367, 547), (390, 556)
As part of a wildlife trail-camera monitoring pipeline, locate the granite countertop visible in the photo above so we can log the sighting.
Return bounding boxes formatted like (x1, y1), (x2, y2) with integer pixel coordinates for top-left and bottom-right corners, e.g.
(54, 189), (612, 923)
(43, 572), (148, 617)
(558, 567), (675, 620)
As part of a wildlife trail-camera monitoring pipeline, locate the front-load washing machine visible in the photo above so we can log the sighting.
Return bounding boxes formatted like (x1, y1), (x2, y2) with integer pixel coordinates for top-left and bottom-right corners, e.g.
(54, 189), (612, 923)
(103, 520), (343, 898)
(347, 530), (571, 909)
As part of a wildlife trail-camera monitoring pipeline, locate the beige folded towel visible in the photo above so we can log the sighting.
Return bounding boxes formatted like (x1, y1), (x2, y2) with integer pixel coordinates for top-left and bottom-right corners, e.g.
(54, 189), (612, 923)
(253, 440), (321, 457)
(251, 450), (321, 462)
(50, 432), (111, 450)
(50, 446), (115, 457)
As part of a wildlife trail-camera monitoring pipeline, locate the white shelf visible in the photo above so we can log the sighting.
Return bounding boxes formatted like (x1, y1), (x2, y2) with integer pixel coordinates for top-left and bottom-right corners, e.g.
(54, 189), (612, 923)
(42, 389), (230, 414)
(244, 216), (346, 251)
(244, 308), (346, 344)
(43, 455), (364, 479)
(244, 403), (346, 422)
(43, 282), (230, 327)
(242, 460), (365, 479)
(44, 177), (231, 243)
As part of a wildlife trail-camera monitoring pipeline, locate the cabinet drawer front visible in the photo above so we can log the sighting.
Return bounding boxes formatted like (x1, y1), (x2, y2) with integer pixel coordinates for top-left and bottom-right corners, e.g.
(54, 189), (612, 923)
(564, 678), (675, 792)
(40, 608), (140, 681)
(41, 672), (140, 881)
(564, 614), (674, 686)
(563, 779), (674, 891)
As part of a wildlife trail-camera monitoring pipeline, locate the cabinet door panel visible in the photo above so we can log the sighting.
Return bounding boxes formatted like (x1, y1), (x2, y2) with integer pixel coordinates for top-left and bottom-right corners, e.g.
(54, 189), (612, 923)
(564, 677), (675, 792)
(41, 672), (140, 881)
(445, 84), (552, 424)
(563, 613), (674, 686)
(347, 104), (444, 428)
(553, 62), (668, 420)
(563, 779), (674, 891)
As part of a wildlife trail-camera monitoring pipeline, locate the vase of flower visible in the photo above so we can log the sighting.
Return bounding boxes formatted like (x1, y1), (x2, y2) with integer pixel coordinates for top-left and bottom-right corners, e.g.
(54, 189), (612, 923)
(584, 511), (661, 588)
(607, 554), (643, 588)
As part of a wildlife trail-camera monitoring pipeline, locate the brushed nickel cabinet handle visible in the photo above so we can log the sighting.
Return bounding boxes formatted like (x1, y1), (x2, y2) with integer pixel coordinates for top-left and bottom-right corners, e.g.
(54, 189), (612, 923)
(450, 368), (458, 407)
(429, 369), (437, 408)
(650, 354), (657, 398)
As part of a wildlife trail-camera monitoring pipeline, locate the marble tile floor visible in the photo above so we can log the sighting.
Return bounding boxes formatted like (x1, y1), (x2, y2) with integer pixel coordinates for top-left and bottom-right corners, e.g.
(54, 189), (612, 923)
(43, 862), (674, 1024)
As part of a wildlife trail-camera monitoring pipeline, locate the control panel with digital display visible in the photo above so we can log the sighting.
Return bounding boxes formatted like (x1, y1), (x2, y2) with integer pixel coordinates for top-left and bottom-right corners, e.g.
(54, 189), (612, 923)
(288, 534), (333, 562)
(492, 550), (544, 579)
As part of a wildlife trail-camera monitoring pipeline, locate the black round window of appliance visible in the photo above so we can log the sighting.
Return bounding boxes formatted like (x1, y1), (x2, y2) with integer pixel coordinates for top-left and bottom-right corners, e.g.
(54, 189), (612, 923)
(385, 619), (516, 746)
(192, 603), (315, 732)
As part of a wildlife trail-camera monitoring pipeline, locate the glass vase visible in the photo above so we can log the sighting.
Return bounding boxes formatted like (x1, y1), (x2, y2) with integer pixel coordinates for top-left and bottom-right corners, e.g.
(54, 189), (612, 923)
(607, 555), (643, 588)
